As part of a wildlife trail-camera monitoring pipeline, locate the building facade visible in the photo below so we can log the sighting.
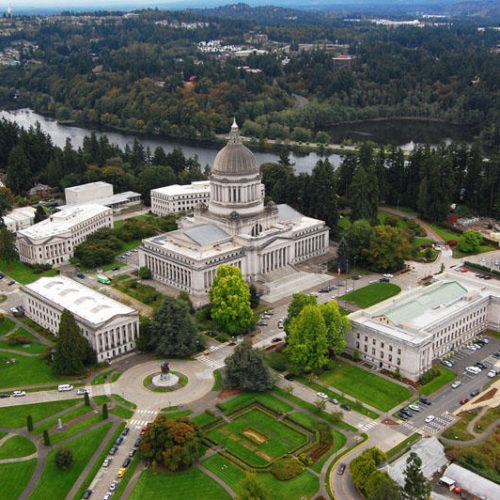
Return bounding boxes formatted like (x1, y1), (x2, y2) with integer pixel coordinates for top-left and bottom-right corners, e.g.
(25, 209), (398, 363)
(16, 204), (113, 266)
(65, 181), (113, 205)
(23, 276), (139, 362)
(151, 181), (210, 216)
(139, 121), (329, 295)
(2, 206), (35, 232)
(346, 273), (500, 381)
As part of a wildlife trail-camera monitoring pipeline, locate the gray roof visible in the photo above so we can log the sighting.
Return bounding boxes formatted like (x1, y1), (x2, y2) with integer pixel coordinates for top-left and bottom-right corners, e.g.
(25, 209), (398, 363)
(444, 463), (500, 500)
(184, 224), (230, 246)
(277, 204), (302, 222)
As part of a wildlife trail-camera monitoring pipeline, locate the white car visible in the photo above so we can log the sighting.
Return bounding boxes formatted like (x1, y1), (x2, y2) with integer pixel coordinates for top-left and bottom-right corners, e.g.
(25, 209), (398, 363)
(383, 273), (393, 278)
(487, 370), (497, 378)
(76, 388), (89, 395)
(466, 345), (477, 351)
(316, 392), (328, 399)
(12, 390), (26, 397)
(408, 404), (421, 412)
(424, 415), (435, 424)
(465, 366), (481, 375)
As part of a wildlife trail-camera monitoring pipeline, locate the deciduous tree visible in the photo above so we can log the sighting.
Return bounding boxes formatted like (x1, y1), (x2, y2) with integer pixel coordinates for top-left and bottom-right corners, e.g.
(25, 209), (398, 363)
(364, 224), (410, 272)
(456, 230), (482, 254)
(55, 448), (73, 470)
(237, 472), (270, 500)
(319, 301), (350, 356)
(209, 265), (253, 335)
(284, 293), (317, 331)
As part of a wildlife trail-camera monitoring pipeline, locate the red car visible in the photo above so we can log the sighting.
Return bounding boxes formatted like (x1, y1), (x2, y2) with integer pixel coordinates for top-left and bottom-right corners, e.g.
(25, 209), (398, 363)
(460, 397), (469, 405)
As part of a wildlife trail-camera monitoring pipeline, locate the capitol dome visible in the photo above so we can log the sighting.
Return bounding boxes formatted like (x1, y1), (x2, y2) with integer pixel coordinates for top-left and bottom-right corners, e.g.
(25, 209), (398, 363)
(212, 120), (258, 177)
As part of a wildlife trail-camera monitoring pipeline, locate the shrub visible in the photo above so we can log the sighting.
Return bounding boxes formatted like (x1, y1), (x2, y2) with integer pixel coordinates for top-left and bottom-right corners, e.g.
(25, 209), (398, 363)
(316, 422), (333, 444)
(447, 240), (458, 247)
(55, 448), (73, 470)
(419, 366), (440, 385)
(6, 334), (32, 346)
(272, 457), (304, 480)
(299, 453), (313, 466)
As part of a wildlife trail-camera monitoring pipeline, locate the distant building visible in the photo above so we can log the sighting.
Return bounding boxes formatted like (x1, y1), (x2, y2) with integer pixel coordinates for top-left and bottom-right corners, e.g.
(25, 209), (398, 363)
(346, 273), (500, 381)
(332, 54), (353, 71)
(151, 181), (210, 216)
(16, 204), (113, 266)
(2, 206), (35, 232)
(28, 183), (52, 198)
(23, 276), (139, 362)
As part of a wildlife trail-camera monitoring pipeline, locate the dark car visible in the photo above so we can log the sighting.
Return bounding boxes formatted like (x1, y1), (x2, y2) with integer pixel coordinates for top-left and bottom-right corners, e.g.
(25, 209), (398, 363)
(337, 463), (346, 475)
(475, 362), (487, 370)
(109, 446), (118, 456)
(340, 403), (351, 411)
(420, 398), (432, 406)
(256, 321), (268, 327)
(398, 411), (409, 420)
(379, 277), (390, 283)
(82, 490), (92, 499)
(0, 273), (4, 279)
(272, 337), (283, 343)
(284, 373), (295, 381)
(115, 436), (124, 446)
(76, 273), (85, 279)
(0, 393), (10, 398)
(134, 437), (142, 447)
(470, 389), (480, 397)
(460, 397), (469, 405)
(122, 457), (131, 468)
(122, 427), (130, 436)
(400, 409), (413, 418)
(7, 281), (15, 286)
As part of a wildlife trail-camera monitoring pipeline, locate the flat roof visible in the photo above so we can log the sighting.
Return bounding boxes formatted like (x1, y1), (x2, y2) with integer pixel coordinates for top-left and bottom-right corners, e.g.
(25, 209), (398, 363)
(17, 204), (111, 241)
(444, 463), (500, 499)
(184, 224), (230, 246)
(152, 181), (210, 196)
(24, 276), (136, 326)
(59, 192), (141, 210)
(65, 181), (112, 193)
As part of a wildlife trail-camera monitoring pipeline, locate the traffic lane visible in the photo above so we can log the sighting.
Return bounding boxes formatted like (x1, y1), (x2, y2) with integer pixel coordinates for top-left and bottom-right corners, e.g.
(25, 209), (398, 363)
(0, 386), (106, 407)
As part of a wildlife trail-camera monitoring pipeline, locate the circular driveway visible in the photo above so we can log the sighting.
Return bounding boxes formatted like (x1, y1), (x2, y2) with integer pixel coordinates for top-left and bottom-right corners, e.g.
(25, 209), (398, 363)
(111, 359), (214, 411)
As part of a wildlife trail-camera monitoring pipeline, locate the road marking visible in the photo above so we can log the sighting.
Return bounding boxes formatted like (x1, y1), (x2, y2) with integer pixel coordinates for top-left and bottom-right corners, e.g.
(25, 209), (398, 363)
(194, 354), (225, 369)
(358, 421), (378, 432)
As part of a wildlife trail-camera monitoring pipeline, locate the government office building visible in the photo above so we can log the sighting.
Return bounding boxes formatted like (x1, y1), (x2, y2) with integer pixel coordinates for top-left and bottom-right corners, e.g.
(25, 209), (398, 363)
(346, 273), (500, 381)
(16, 204), (113, 266)
(139, 121), (329, 296)
(23, 276), (139, 362)
(151, 181), (210, 216)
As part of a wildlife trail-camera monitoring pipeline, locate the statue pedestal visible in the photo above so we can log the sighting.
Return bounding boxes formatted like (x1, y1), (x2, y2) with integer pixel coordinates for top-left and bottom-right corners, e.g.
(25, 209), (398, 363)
(152, 372), (179, 387)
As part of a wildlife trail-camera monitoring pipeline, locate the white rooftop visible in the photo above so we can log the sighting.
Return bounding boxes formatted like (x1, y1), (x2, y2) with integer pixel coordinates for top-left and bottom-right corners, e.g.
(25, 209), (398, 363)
(65, 181), (111, 193)
(24, 276), (136, 326)
(444, 463), (500, 499)
(59, 192), (141, 210)
(18, 204), (111, 241)
(152, 181), (210, 196)
(3, 206), (35, 222)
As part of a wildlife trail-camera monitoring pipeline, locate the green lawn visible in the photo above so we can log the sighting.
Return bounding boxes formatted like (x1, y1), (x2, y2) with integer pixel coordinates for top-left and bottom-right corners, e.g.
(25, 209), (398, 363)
(0, 435), (36, 458)
(419, 366), (456, 395)
(0, 328), (49, 355)
(192, 411), (220, 428)
(0, 259), (58, 284)
(48, 414), (105, 445)
(29, 422), (112, 500)
(318, 360), (412, 411)
(111, 393), (135, 408)
(217, 392), (293, 415)
(0, 399), (80, 428)
(0, 459), (36, 499)
(34, 404), (91, 434)
(0, 317), (16, 335)
(110, 406), (134, 419)
(207, 408), (308, 467)
(130, 467), (232, 500)
(423, 223), (459, 242)
(0, 352), (78, 388)
(343, 283), (401, 308)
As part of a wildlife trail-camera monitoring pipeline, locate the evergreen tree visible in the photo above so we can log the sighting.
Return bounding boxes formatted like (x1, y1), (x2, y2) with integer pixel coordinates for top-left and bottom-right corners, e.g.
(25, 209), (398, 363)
(6, 144), (32, 194)
(34, 205), (47, 223)
(149, 296), (199, 357)
(27, 415), (33, 432)
(224, 340), (272, 392)
(209, 265), (253, 335)
(53, 310), (90, 375)
(0, 227), (18, 263)
(0, 187), (14, 221)
(102, 403), (108, 419)
(43, 430), (50, 446)
(401, 452), (431, 500)
(336, 237), (349, 274)
(55, 448), (73, 470)
(310, 158), (338, 230)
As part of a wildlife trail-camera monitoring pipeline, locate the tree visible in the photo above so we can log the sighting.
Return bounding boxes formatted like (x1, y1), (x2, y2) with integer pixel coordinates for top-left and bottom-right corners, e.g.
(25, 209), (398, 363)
(55, 448), (73, 470)
(27, 415), (33, 432)
(336, 237), (349, 274)
(34, 205), (47, 223)
(0, 227), (18, 263)
(43, 430), (50, 446)
(310, 158), (338, 230)
(209, 265), (253, 335)
(319, 301), (351, 356)
(237, 472), (270, 500)
(53, 310), (92, 375)
(84, 392), (90, 406)
(364, 224), (411, 272)
(345, 219), (373, 268)
(138, 266), (152, 279)
(285, 304), (329, 374)
(249, 283), (260, 309)
(224, 340), (272, 392)
(102, 403), (108, 419)
(401, 452), (431, 500)
(149, 296), (199, 357)
(365, 471), (401, 500)
(139, 415), (203, 471)
(6, 144), (32, 194)
(0, 187), (15, 220)
(456, 230), (482, 254)
(284, 293), (317, 331)
(350, 162), (379, 226)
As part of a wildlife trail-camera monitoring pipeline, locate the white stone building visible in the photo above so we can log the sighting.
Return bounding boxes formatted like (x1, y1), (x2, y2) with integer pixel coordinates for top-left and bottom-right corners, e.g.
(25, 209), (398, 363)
(65, 181), (113, 205)
(139, 121), (329, 296)
(16, 204), (113, 266)
(23, 276), (139, 362)
(2, 206), (35, 232)
(151, 181), (210, 216)
(346, 273), (500, 381)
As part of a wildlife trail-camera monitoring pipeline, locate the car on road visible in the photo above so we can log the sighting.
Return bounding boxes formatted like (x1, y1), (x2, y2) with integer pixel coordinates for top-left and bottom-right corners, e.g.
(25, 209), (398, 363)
(122, 427), (130, 436)
(76, 388), (89, 395)
(12, 391), (26, 397)
(7, 281), (15, 286)
(103, 493), (112, 500)
(76, 273), (85, 279)
(82, 489), (92, 499)
(0, 393), (10, 398)
(115, 436), (124, 446)
(337, 463), (346, 475)
(451, 380), (462, 388)
(0, 273), (4, 279)
(383, 273), (393, 278)
(316, 392), (328, 399)
(134, 437), (142, 447)
(340, 403), (352, 411)
(58, 384), (74, 392)
(329, 398), (339, 405)
(284, 373), (294, 381)
(459, 397), (469, 405)
(369, 279), (378, 284)
(116, 467), (126, 478)
(379, 277), (390, 283)
(109, 481), (119, 492)
(277, 319), (284, 329)
(272, 337), (283, 343)
(465, 366), (481, 375)
(128, 448), (137, 457)
(108, 446), (118, 456)
(112, 267), (120, 271)
(470, 389), (480, 397)
(256, 321), (268, 327)
(420, 397), (432, 405)
(122, 457), (131, 467)
(408, 404), (421, 412)
(424, 415), (435, 423)
(102, 458), (112, 467)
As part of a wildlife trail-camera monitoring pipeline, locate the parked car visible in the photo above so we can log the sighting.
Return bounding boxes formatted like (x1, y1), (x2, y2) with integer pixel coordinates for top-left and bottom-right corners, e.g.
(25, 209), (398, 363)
(284, 373), (295, 381)
(329, 398), (339, 405)
(408, 404), (421, 412)
(316, 392), (328, 399)
(451, 381), (462, 388)
(383, 273), (393, 278)
(82, 489), (92, 499)
(76, 273), (85, 279)
(122, 427), (130, 436)
(271, 337), (283, 343)
(0, 393), (10, 398)
(103, 493), (112, 500)
(128, 448), (137, 457)
(441, 359), (453, 368)
(0, 273), (4, 279)
(122, 457), (131, 468)
(102, 458), (111, 468)
(476, 362), (487, 370)
(459, 397), (469, 405)
(108, 446), (118, 456)
(340, 403), (352, 411)
(109, 481), (119, 492)
(116, 467), (126, 478)
(424, 415), (435, 423)
(12, 391), (26, 397)
(76, 388), (89, 395)
(470, 389), (480, 397)
(379, 277), (390, 282)
(398, 411), (409, 420)
(134, 437), (142, 447)
(115, 436), (124, 446)
(7, 281), (15, 286)
(420, 397), (432, 405)
(466, 345), (477, 351)
(487, 369), (497, 378)
(465, 366), (481, 375)
(337, 463), (346, 475)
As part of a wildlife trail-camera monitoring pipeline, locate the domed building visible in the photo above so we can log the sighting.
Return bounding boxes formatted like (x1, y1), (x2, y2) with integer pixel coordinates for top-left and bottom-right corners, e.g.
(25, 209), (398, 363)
(139, 121), (329, 296)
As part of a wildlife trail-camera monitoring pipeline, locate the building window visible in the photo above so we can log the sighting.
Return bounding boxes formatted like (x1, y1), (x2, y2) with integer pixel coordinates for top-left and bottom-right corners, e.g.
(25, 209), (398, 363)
(389, 345), (393, 352)
(397, 358), (401, 365)
(356, 333), (360, 339)
(372, 348), (375, 355)
(372, 338), (376, 345)
(398, 348), (401, 355)
(356, 341), (360, 349)
(381, 342), (384, 348)
(389, 355), (392, 362)
(380, 351), (384, 358)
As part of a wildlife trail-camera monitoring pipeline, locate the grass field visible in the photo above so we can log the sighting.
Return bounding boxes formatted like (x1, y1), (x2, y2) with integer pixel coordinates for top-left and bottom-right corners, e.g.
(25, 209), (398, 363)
(343, 283), (401, 308)
(318, 360), (412, 411)
(29, 422), (112, 500)
(0, 317), (16, 335)
(441, 409), (479, 441)
(0, 329), (49, 355)
(0, 459), (36, 499)
(34, 404), (92, 434)
(130, 467), (232, 500)
(0, 259), (58, 284)
(110, 406), (134, 419)
(192, 411), (220, 428)
(0, 400), (80, 428)
(207, 407), (308, 467)
(0, 435), (36, 459)
(217, 392), (293, 415)
(419, 366), (456, 395)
